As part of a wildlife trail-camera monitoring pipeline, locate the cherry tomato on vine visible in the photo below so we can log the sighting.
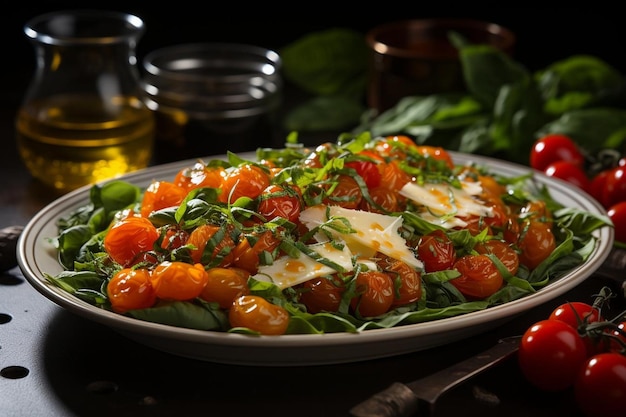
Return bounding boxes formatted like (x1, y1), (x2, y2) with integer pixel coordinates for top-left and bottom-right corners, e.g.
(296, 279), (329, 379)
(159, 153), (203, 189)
(229, 294), (290, 335)
(104, 216), (160, 267)
(574, 353), (626, 417)
(107, 268), (156, 313)
(588, 169), (612, 208)
(530, 134), (585, 172)
(518, 319), (588, 391)
(607, 201), (626, 243)
(149, 261), (209, 301)
(602, 165), (626, 208)
(350, 270), (395, 317)
(544, 160), (591, 192)
(549, 301), (604, 356)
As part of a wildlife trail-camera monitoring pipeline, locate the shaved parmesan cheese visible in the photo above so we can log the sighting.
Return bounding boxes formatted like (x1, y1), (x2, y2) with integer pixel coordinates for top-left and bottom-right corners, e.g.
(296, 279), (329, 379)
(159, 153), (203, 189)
(299, 205), (423, 269)
(399, 181), (493, 228)
(253, 241), (353, 289)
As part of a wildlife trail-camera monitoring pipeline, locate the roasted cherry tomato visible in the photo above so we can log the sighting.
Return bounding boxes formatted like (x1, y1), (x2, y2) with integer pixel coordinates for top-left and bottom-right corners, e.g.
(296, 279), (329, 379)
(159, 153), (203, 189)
(229, 294), (290, 335)
(298, 275), (346, 314)
(574, 353), (626, 417)
(186, 224), (236, 267)
(232, 230), (282, 274)
(322, 174), (363, 209)
(607, 201), (626, 244)
(518, 319), (588, 392)
(376, 256), (422, 306)
(257, 184), (303, 223)
(544, 161), (591, 192)
(199, 267), (250, 309)
(140, 180), (187, 218)
(345, 159), (382, 189)
(451, 254), (504, 299)
(107, 268), (156, 313)
(219, 164), (270, 204)
(530, 134), (585, 172)
(104, 215), (160, 267)
(414, 145), (455, 169)
(174, 162), (225, 190)
(149, 261), (209, 301)
(350, 270), (395, 317)
(416, 229), (456, 272)
(359, 186), (400, 213)
(474, 239), (520, 276)
(517, 220), (556, 270)
(379, 160), (412, 195)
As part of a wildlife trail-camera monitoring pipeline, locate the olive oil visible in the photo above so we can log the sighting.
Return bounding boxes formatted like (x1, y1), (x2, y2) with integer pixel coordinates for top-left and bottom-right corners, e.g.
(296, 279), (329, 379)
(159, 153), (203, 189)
(16, 94), (155, 192)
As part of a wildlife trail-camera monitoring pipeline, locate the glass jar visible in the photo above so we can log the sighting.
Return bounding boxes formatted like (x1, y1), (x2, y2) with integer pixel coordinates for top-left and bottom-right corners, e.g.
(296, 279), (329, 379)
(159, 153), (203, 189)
(16, 10), (155, 192)
(141, 42), (282, 162)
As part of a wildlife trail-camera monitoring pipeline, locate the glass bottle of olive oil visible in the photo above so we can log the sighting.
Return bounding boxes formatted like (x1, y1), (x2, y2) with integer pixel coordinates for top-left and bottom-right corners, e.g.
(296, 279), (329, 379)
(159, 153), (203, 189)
(16, 10), (155, 193)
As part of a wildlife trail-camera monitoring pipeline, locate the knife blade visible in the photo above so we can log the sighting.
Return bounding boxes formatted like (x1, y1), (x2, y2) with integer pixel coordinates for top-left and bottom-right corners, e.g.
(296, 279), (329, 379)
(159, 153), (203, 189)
(349, 335), (522, 417)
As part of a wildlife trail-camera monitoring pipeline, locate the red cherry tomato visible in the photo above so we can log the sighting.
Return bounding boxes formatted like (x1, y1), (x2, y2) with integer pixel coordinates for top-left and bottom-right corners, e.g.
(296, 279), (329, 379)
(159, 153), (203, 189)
(345, 159), (382, 189)
(549, 301), (604, 356)
(607, 201), (626, 244)
(298, 275), (346, 314)
(530, 134), (585, 172)
(589, 169), (611, 207)
(416, 229), (456, 272)
(451, 254), (504, 299)
(602, 165), (626, 208)
(257, 184), (303, 223)
(544, 160), (591, 192)
(574, 353), (626, 417)
(518, 319), (588, 391)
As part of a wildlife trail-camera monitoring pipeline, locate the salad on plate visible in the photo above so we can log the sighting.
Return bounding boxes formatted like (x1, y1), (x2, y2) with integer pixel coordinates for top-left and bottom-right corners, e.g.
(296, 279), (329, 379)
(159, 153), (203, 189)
(44, 132), (612, 336)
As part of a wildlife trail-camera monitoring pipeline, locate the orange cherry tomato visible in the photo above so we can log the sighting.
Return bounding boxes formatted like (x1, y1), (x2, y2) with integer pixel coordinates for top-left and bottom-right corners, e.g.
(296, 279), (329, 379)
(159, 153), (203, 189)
(322, 174), (363, 209)
(298, 275), (346, 314)
(149, 261), (209, 301)
(359, 186), (400, 213)
(186, 224), (236, 267)
(474, 239), (520, 276)
(219, 164), (270, 204)
(517, 220), (556, 270)
(229, 294), (290, 335)
(174, 161), (225, 190)
(350, 270), (395, 317)
(414, 145), (455, 169)
(416, 229), (457, 272)
(104, 216), (160, 267)
(232, 230), (282, 274)
(379, 160), (412, 193)
(107, 268), (156, 313)
(199, 267), (250, 309)
(140, 180), (187, 217)
(376, 256), (422, 306)
(451, 254), (504, 299)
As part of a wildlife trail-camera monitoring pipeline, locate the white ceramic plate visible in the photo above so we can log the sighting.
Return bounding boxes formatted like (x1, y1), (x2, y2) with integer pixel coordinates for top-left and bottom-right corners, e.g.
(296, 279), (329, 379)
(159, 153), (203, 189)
(17, 152), (614, 366)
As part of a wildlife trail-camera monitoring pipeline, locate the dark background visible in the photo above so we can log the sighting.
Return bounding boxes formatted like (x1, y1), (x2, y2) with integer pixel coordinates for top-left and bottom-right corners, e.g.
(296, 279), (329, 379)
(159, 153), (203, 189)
(5, 4), (626, 89)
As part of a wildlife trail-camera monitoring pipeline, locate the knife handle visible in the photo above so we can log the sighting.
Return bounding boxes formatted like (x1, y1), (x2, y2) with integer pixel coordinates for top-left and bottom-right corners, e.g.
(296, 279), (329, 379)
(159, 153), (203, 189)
(349, 381), (421, 417)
